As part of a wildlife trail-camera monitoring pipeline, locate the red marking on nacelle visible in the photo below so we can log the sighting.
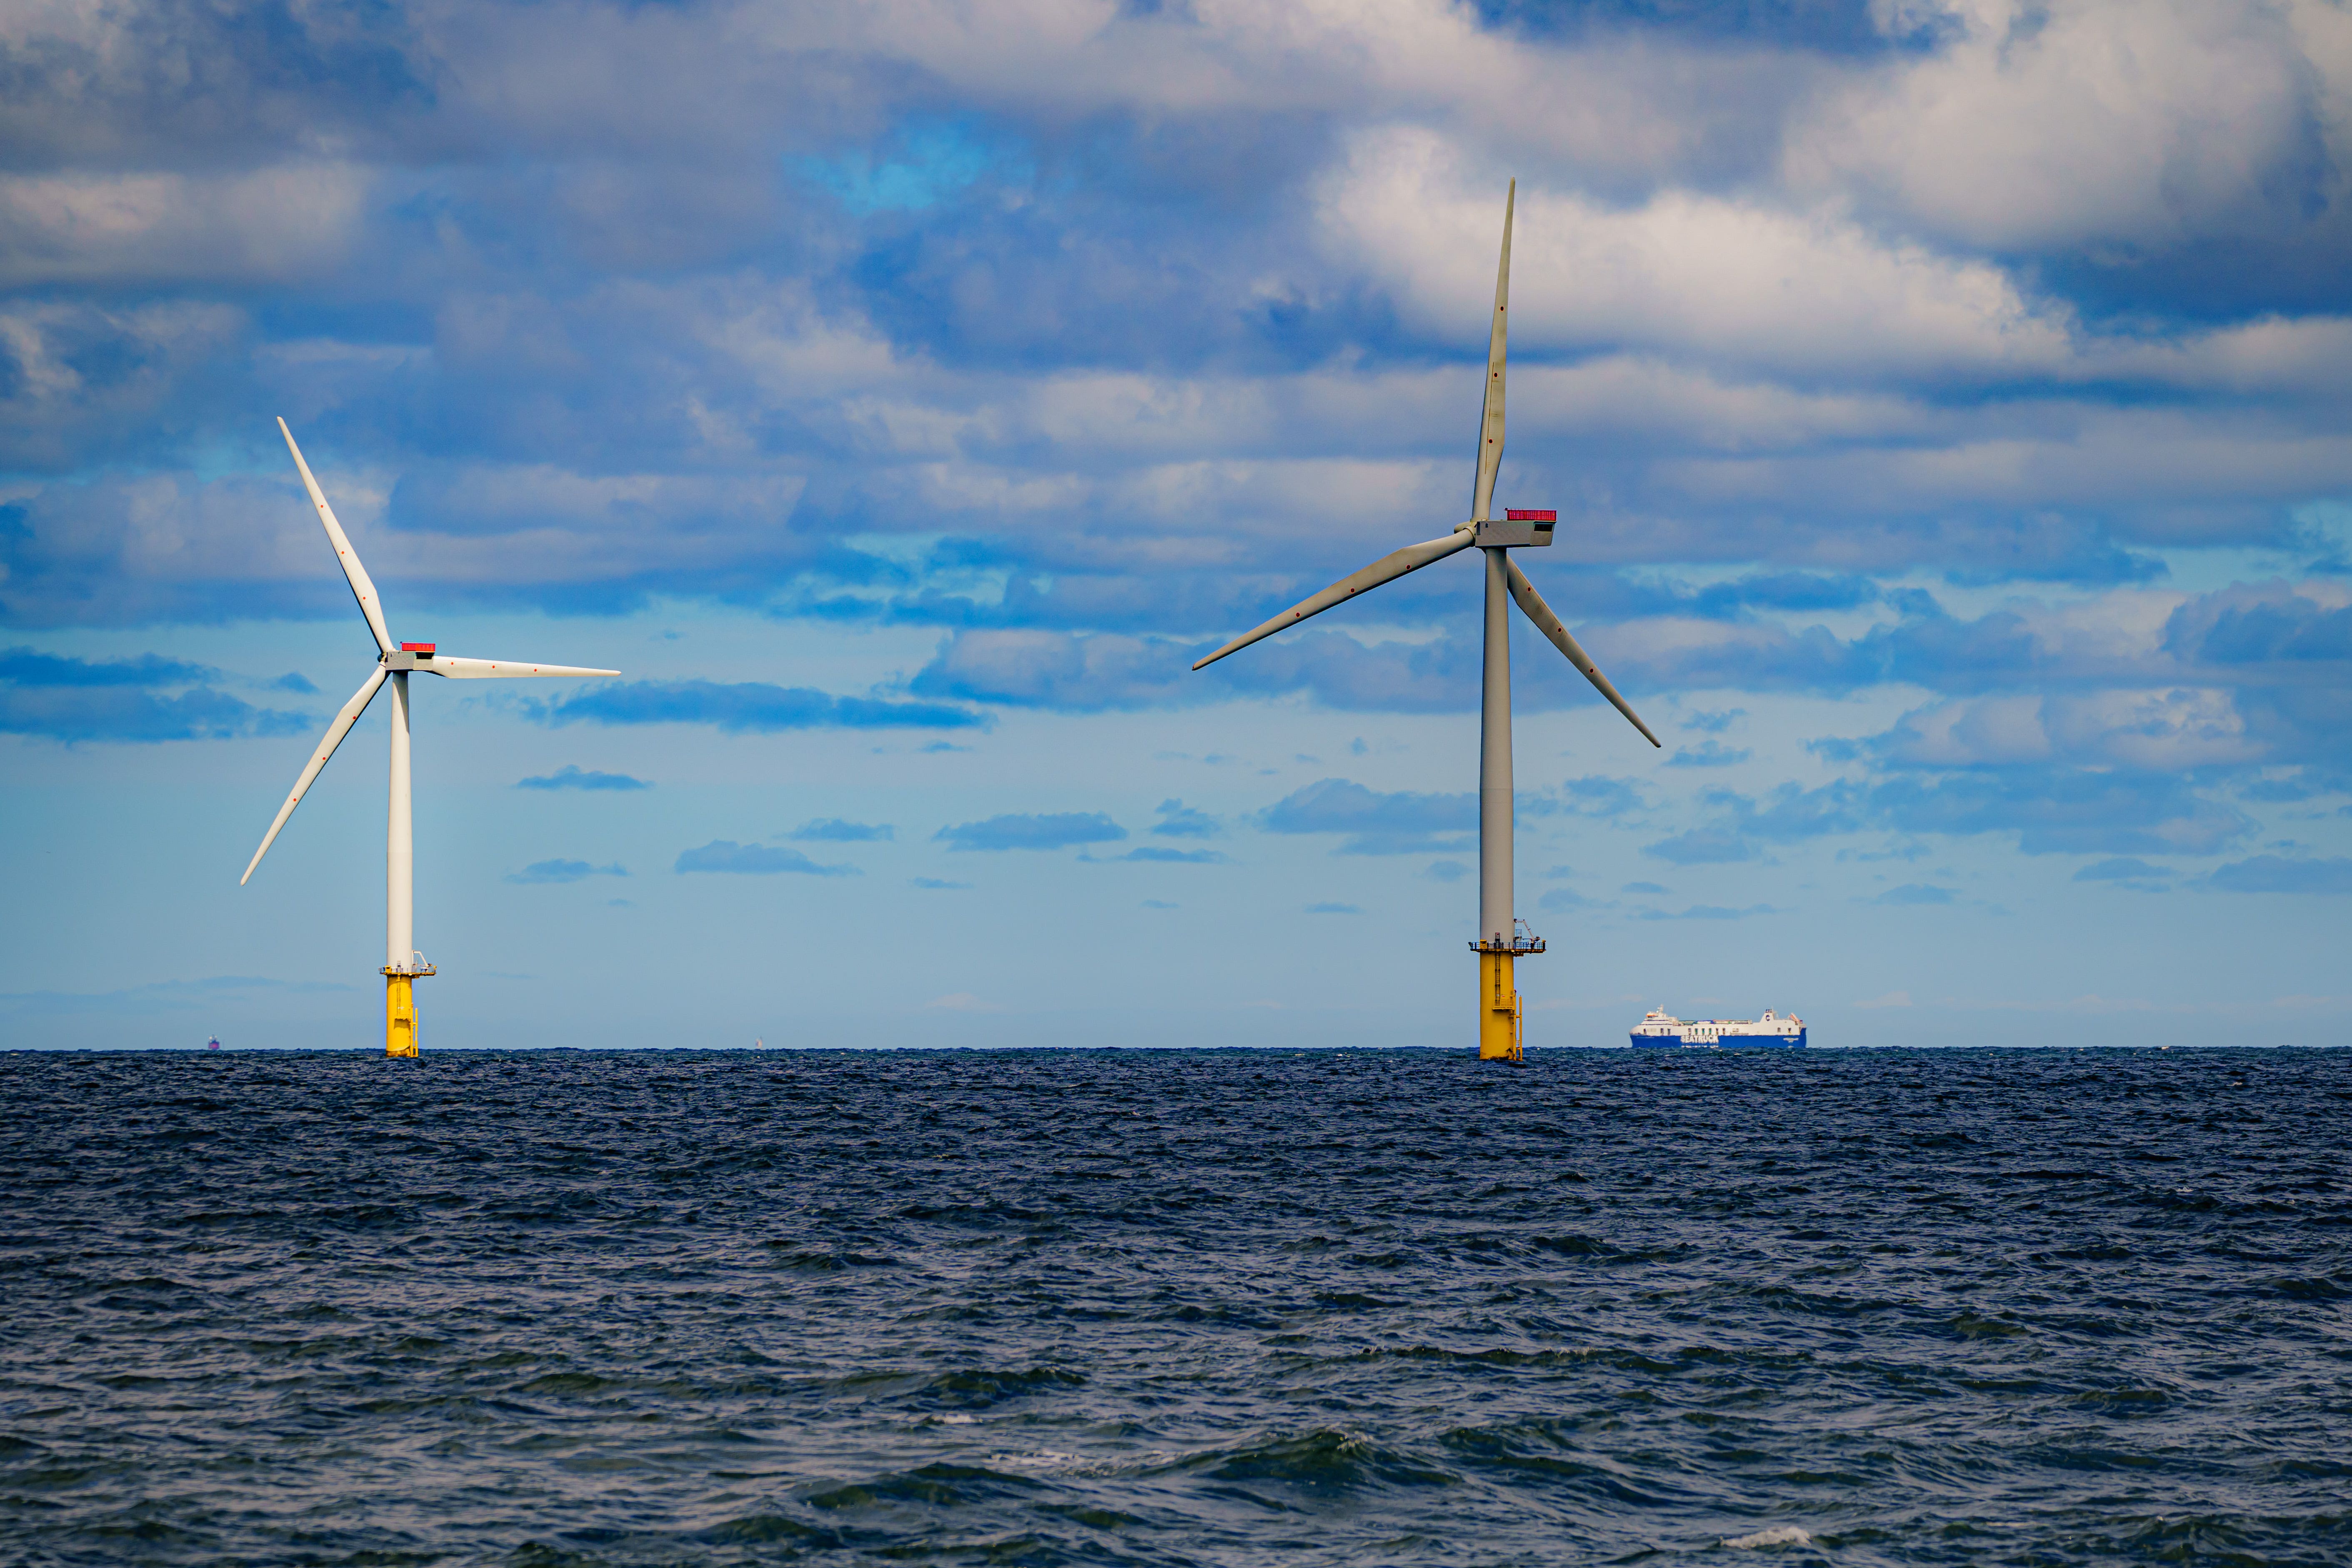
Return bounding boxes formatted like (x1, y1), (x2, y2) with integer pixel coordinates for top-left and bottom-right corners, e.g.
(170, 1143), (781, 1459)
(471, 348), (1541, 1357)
(1506, 510), (1556, 523)
(401, 643), (437, 653)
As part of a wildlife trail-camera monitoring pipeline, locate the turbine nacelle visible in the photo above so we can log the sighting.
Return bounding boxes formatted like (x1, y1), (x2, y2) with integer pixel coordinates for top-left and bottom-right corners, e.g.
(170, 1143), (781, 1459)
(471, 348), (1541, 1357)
(1462, 515), (1555, 548)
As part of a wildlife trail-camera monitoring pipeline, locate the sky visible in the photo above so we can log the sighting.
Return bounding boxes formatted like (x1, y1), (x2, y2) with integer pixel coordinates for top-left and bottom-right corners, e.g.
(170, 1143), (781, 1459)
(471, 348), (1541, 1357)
(4, 0), (2349, 1050)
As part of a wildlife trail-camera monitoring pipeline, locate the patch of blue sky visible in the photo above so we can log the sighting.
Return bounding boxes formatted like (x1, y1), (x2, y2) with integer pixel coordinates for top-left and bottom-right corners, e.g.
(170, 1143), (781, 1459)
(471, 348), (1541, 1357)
(2146, 523), (2352, 595)
(1470, 0), (1941, 55)
(799, 120), (1025, 217)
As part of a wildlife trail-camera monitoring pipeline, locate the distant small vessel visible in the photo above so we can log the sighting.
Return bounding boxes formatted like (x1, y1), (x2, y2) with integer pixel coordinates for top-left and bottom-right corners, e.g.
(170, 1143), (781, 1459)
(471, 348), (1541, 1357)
(1630, 1009), (1807, 1049)
(205, 1035), (221, 1051)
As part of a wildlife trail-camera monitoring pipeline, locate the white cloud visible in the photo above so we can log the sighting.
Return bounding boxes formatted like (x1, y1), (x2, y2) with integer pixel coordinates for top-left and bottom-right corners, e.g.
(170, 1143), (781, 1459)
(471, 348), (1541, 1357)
(1879, 689), (2264, 770)
(1789, 0), (2349, 250)
(1322, 125), (2076, 381)
(0, 165), (368, 288)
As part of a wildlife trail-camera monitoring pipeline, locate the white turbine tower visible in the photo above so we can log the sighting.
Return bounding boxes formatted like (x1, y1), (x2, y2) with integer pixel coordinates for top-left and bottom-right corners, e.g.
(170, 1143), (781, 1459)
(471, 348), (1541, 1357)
(1193, 183), (1661, 1060)
(242, 420), (620, 1057)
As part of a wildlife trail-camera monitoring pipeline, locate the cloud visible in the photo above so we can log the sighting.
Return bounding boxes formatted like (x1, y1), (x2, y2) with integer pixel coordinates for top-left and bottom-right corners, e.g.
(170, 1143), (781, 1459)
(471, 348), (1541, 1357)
(0, 645), (311, 743)
(1869, 770), (2252, 855)
(1422, 859), (1468, 882)
(1546, 775), (1652, 820)
(789, 818), (893, 841)
(506, 859), (628, 884)
(537, 680), (987, 733)
(675, 840), (857, 875)
(1645, 767), (2249, 862)
(1785, 0), (2341, 253)
(1328, 124), (2078, 382)
(934, 812), (1126, 851)
(2170, 583), (2352, 667)
(517, 764), (651, 790)
(1870, 691), (2262, 772)
(1259, 778), (1474, 854)
(1151, 798), (1220, 838)
(1854, 990), (1913, 1010)
(0, 165), (367, 289)
(1874, 882), (1954, 905)
(1105, 846), (1226, 863)
(1666, 739), (1751, 768)
(1642, 828), (1756, 865)
(2203, 855), (2352, 894)
(0, 648), (214, 688)
(1681, 708), (1746, 733)
(911, 876), (970, 889)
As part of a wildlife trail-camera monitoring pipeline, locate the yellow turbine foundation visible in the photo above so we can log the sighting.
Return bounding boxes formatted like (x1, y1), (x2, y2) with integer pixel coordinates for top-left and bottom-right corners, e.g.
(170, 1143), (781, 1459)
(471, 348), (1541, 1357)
(382, 966), (432, 1057)
(1477, 948), (1523, 1061)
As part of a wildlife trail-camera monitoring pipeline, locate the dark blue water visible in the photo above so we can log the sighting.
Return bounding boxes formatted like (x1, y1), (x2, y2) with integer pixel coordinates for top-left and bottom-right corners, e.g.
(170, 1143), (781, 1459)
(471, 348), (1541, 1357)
(3, 1049), (2349, 1566)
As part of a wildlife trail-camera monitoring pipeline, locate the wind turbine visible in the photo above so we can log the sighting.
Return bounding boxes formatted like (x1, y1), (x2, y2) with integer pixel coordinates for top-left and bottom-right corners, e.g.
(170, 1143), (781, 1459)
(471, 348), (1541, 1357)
(1193, 183), (1661, 1060)
(241, 420), (620, 1057)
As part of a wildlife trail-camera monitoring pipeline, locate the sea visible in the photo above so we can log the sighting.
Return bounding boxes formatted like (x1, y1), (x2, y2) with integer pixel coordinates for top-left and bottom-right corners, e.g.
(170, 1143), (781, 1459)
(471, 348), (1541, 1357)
(3, 1047), (2347, 1566)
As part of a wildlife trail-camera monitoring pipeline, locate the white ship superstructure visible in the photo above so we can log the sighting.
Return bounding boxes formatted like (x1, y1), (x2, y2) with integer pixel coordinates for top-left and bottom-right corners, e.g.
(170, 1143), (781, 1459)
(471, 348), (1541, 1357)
(1630, 1009), (1807, 1049)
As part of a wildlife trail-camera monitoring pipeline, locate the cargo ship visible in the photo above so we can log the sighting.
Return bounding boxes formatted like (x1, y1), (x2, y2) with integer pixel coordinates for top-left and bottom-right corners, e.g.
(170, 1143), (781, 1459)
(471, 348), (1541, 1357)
(1629, 1009), (1806, 1048)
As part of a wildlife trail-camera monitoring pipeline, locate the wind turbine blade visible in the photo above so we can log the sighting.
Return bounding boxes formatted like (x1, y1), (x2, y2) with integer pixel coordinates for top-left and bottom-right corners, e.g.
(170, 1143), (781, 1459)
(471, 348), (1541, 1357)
(279, 418), (395, 655)
(425, 656), (620, 679)
(1193, 532), (1476, 670)
(1470, 180), (1513, 524)
(1504, 558), (1660, 748)
(240, 666), (389, 884)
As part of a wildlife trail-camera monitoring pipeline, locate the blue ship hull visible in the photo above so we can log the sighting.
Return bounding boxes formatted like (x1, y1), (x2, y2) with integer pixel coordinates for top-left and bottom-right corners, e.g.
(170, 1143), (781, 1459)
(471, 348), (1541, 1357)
(1629, 1029), (1808, 1049)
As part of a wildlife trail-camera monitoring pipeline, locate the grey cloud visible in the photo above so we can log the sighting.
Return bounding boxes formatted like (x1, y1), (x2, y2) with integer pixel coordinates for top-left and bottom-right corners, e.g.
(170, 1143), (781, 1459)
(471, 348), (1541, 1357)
(1103, 847), (1226, 864)
(1869, 771), (2252, 857)
(506, 859), (627, 884)
(1873, 883), (1953, 905)
(1666, 739), (1750, 768)
(1681, 707), (1746, 733)
(518, 765), (650, 790)
(0, 303), (248, 474)
(1642, 828), (1757, 865)
(0, 645), (310, 742)
(789, 818), (893, 841)
(1259, 778), (1476, 855)
(676, 841), (856, 875)
(2203, 854), (2352, 894)
(935, 812), (1126, 852)
(0, 166), (368, 290)
(1151, 799), (1220, 838)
